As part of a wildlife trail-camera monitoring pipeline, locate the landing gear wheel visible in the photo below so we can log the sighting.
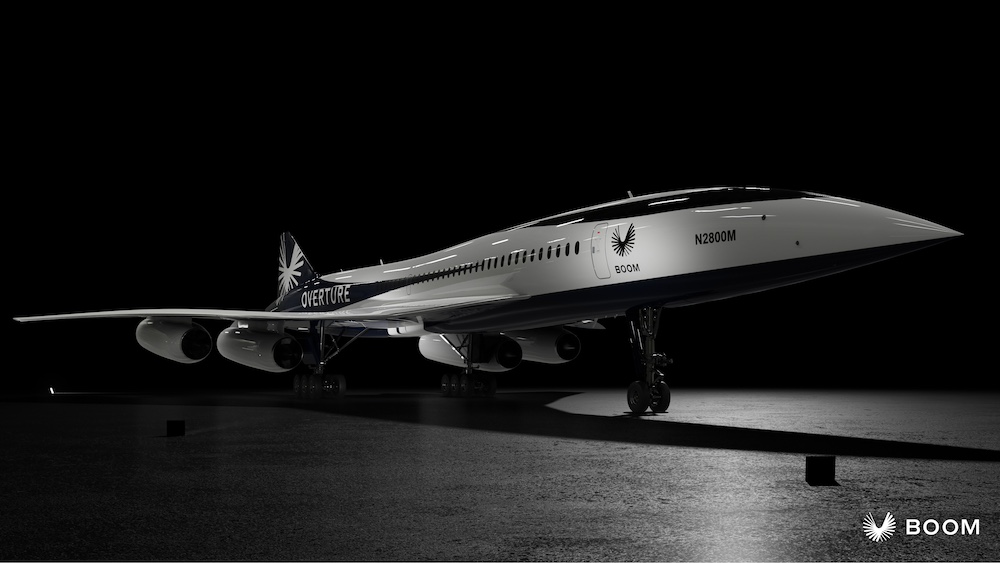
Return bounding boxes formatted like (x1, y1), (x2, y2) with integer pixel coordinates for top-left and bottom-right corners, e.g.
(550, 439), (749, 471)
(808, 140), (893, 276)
(437, 335), (502, 399)
(627, 381), (651, 414)
(308, 373), (324, 400)
(466, 373), (496, 397)
(625, 306), (674, 415)
(331, 374), (347, 398)
(651, 379), (670, 413)
(293, 373), (304, 399)
(483, 373), (497, 397)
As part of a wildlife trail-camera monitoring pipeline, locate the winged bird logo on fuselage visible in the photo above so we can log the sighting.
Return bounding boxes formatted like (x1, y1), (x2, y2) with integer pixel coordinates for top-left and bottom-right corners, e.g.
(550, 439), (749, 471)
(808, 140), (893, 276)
(612, 223), (636, 257)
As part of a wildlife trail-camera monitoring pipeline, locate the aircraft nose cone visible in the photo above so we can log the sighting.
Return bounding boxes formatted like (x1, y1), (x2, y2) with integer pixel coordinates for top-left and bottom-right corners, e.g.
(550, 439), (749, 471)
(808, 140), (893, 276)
(881, 211), (962, 240)
(801, 194), (962, 249)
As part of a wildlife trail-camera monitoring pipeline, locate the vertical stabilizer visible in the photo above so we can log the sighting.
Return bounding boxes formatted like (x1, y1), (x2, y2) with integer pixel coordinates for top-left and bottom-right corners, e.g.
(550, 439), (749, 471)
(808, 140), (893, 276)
(277, 232), (316, 300)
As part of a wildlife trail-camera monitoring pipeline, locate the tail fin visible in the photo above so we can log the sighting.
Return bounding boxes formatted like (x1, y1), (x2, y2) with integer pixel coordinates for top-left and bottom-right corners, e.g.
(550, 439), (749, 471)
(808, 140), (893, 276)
(277, 232), (316, 300)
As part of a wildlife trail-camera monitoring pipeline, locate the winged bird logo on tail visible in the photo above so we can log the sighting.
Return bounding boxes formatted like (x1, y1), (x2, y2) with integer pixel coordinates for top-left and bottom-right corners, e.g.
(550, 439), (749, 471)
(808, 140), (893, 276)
(863, 512), (897, 542)
(277, 232), (316, 300)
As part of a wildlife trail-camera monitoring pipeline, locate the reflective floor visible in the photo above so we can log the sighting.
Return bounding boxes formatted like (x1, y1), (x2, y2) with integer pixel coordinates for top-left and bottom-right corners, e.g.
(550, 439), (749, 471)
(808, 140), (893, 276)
(1, 388), (998, 561)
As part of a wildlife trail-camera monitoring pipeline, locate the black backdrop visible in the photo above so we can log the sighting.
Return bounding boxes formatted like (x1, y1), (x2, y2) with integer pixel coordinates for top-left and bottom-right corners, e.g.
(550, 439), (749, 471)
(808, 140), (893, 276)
(7, 28), (987, 392)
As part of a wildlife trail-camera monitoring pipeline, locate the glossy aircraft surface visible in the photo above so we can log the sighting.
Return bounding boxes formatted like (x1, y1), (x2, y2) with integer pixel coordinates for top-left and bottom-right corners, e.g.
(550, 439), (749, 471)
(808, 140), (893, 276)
(14, 187), (962, 413)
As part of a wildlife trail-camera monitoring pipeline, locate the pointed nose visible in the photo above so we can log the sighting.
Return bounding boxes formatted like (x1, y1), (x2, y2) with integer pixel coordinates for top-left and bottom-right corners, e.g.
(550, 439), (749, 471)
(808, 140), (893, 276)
(802, 194), (962, 248)
(879, 208), (963, 241)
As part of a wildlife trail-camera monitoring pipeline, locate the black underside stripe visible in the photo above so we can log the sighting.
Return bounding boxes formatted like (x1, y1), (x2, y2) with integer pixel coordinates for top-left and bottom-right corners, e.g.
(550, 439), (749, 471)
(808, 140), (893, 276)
(428, 238), (949, 333)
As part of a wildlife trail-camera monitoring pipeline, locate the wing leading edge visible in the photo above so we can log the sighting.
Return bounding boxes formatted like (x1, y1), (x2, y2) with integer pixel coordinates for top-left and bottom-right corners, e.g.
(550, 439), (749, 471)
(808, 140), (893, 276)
(13, 293), (529, 326)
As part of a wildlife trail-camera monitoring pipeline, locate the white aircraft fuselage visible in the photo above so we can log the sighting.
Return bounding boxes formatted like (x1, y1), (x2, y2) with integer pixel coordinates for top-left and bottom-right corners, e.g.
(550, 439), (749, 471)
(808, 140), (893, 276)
(274, 187), (959, 333)
(14, 187), (961, 412)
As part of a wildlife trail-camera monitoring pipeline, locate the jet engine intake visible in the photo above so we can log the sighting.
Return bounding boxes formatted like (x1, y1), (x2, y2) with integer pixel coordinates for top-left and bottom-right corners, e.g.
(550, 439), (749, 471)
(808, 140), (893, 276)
(418, 334), (522, 372)
(216, 324), (302, 373)
(136, 317), (213, 364)
(505, 328), (581, 364)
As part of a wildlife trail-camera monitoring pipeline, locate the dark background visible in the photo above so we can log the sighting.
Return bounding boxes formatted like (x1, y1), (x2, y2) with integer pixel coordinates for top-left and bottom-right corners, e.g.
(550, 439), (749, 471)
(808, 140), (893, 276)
(7, 19), (988, 393)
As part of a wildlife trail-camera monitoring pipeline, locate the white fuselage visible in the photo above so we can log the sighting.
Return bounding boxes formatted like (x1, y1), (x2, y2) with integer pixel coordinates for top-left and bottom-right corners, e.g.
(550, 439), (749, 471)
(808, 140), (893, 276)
(12, 187), (962, 380)
(296, 188), (959, 334)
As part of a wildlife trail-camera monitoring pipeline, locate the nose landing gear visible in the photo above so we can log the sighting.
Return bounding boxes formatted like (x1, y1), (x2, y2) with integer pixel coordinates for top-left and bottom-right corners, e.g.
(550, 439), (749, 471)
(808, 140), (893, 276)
(626, 305), (671, 415)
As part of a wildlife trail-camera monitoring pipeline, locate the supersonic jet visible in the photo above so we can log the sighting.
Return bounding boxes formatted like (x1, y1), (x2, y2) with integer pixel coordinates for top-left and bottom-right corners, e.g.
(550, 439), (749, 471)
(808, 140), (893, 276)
(14, 187), (962, 413)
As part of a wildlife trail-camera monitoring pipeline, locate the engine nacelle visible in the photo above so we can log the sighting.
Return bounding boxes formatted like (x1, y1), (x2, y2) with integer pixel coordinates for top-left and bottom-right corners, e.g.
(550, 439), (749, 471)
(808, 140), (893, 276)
(136, 317), (212, 364)
(418, 334), (522, 372)
(505, 328), (581, 364)
(216, 325), (302, 373)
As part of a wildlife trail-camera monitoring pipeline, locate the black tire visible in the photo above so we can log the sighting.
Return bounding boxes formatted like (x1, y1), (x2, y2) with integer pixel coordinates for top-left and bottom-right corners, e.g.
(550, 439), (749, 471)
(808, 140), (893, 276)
(627, 381), (651, 414)
(441, 374), (452, 397)
(309, 373), (323, 401)
(459, 374), (471, 397)
(651, 380), (670, 413)
(473, 373), (498, 397)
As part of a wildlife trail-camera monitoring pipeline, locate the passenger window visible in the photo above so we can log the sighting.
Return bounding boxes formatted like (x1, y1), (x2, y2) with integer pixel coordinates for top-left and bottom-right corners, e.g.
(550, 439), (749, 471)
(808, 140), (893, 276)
(547, 246), (552, 259)
(575, 241), (580, 255)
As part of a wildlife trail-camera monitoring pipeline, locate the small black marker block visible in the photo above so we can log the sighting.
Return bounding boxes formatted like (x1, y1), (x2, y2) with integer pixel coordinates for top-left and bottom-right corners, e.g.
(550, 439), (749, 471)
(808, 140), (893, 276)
(166, 420), (186, 437)
(806, 455), (837, 486)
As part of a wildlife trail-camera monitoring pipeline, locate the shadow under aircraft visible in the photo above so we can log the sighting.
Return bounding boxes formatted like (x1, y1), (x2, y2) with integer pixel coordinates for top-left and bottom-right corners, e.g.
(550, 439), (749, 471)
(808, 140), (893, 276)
(18, 389), (1000, 462)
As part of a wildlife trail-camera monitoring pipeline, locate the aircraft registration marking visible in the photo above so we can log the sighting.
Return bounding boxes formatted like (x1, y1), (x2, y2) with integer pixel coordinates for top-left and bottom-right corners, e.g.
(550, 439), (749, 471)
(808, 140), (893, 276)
(695, 229), (737, 245)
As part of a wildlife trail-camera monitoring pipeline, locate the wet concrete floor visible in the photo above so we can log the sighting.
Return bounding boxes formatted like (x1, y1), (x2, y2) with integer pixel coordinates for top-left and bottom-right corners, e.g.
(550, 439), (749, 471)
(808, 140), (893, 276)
(1, 388), (998, 561)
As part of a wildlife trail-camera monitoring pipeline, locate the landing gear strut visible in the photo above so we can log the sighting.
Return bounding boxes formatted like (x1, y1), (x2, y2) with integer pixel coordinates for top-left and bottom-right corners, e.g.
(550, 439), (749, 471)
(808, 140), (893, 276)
(438, 334), (497, 398)
(294, 322), (366, 400)
(626, 305), (671, 414)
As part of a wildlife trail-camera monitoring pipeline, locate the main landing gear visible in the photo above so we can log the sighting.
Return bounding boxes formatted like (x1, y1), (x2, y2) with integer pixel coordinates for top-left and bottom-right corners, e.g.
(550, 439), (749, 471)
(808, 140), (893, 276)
(626, 305), (671, 415)
(294, 322), (366, 400)
(294, 372), (346, 400)
(438, 334), (498, 398)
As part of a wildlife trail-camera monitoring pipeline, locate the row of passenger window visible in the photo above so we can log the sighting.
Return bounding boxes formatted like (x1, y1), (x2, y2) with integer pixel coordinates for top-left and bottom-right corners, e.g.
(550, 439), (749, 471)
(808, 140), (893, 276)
(419, 241), (581, 282)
